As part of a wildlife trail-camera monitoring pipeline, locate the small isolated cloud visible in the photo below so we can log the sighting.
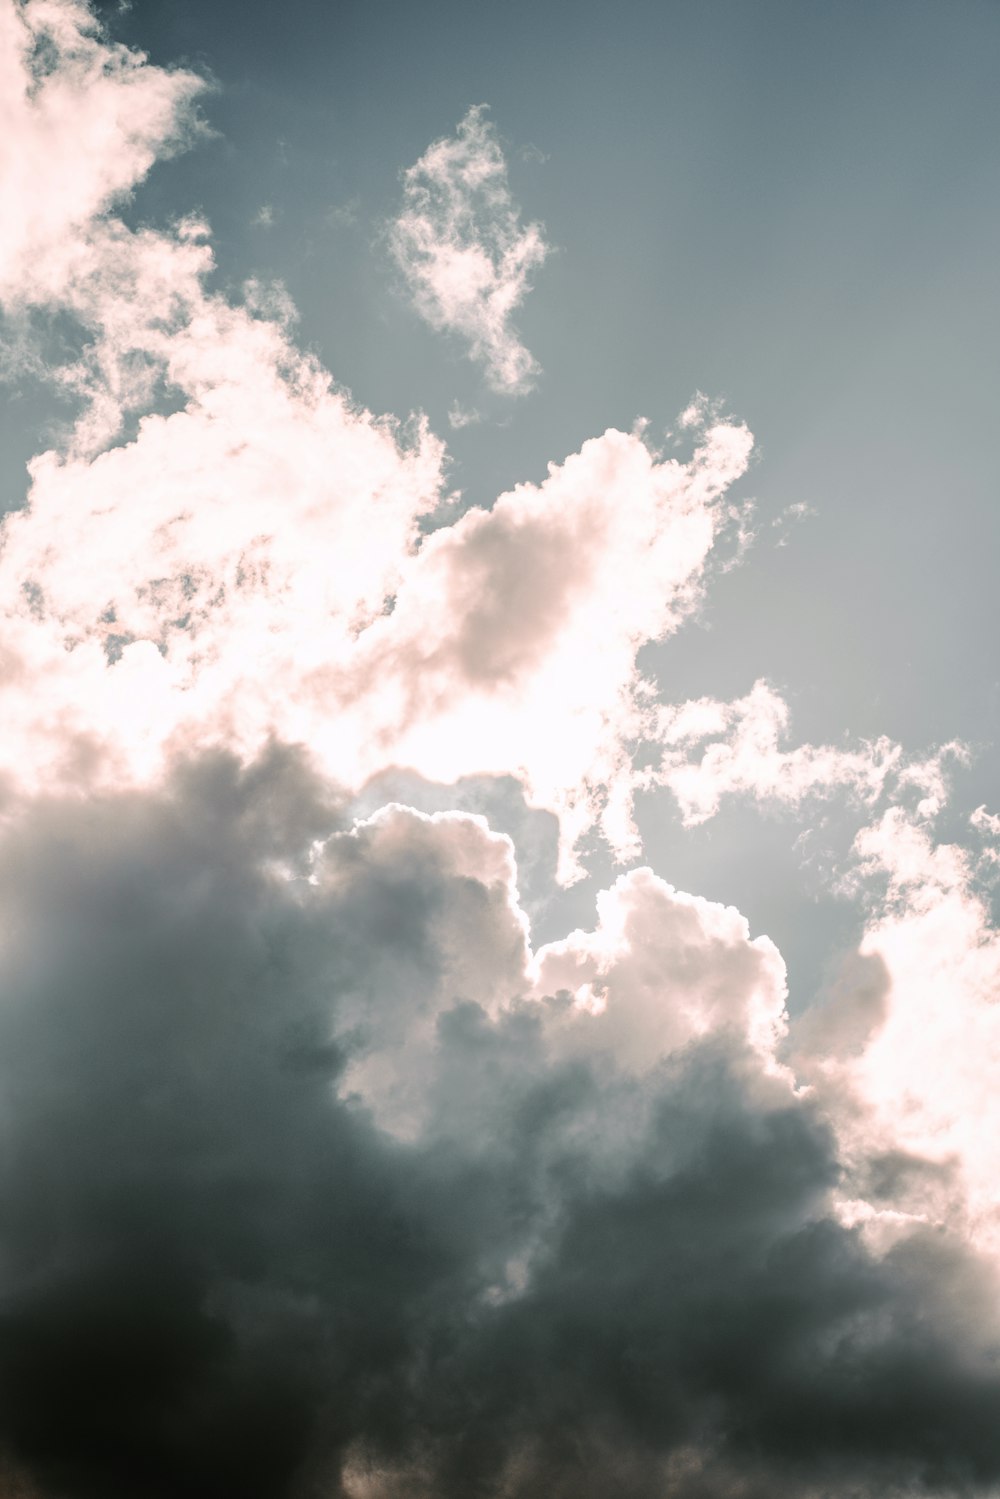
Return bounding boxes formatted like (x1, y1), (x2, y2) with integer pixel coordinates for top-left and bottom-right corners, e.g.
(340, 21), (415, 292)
(447, 400), (482, 429)
(772, 499), (817, 546)
(773, 500), (816, 526)
(389, 104), (548, 395)
(252, 203), (276, 227)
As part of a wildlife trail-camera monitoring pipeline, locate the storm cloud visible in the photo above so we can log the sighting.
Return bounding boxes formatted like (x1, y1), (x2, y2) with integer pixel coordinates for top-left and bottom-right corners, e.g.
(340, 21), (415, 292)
(0, 758), (994, 1497)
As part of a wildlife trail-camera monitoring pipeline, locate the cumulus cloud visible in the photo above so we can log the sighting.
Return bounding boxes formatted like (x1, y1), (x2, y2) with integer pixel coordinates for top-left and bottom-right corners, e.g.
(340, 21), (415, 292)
(1, 765), (999, 1499)
(389, 104), (547, 394)
(791, 804), (1000, 1259)
(0, 5), (757, 882)
(0, 207), (753, 875)
(3, 7), (1000, 1498)
(970, 803), (1000, 840)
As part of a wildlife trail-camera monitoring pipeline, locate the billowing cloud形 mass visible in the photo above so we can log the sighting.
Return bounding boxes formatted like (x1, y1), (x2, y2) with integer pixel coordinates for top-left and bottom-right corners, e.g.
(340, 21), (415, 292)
(1, 2), (999, 1496)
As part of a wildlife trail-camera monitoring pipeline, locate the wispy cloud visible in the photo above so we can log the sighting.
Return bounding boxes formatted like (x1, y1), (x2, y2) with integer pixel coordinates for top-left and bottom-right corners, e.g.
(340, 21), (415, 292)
(447, 399), (482, 429)
(389, 104), (548, 394)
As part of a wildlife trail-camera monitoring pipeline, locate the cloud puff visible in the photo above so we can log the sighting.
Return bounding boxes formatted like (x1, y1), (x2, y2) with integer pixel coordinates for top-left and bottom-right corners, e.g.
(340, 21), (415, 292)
(4, 12), (1000, 1498)
(389, 104), (547, 394)
(1, 763), (999, 1498)
(792, 804), (1000, 1259)
(0, 0), (202, 307)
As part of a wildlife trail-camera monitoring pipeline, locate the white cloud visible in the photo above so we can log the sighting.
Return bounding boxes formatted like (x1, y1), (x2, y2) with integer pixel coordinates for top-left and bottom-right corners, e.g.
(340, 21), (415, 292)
(648, 683), (973, 849)
(353, 418), (754, 878)
(824, 808), (1000, 1254)
(531, 865), (789, 1073)
(0, 12), (764, 879)
(971, 803), (1000, 840)
(0, 401), (753, 878)
(5, 10), (1000, 1499)
(771, 499), (817, 546)
(0, 0), (203, 307)
(389, 104), (547, 395)
(653, 679), (902, 824)
(0, 6), (985, 907)
(0, 168), (754, 876)
(447, 400), (482, 429)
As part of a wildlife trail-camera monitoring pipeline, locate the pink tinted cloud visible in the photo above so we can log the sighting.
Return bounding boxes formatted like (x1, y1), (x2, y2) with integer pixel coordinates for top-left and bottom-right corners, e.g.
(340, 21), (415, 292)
(390, 105), (547, 394)
(0, 0), (203, 307)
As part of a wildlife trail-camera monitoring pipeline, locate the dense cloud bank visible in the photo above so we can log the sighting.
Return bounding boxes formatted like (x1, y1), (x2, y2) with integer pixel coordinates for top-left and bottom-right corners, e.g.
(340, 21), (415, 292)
(0, 758), (997, 1499)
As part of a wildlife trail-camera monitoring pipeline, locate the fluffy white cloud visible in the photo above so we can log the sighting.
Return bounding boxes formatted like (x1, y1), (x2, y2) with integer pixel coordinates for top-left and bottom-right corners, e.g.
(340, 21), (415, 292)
(389, 104), (547, 394)
(0, 6), (761, 881)
(532, 866), (788, 1072)
(5, 14), (1000, 1496)
(0, 194), (753, 875)
(794, 805), (1000, 1256)
(318, 803), (791, 1139)
(353, 416), (753, 878)
(0, 0), (202, 307)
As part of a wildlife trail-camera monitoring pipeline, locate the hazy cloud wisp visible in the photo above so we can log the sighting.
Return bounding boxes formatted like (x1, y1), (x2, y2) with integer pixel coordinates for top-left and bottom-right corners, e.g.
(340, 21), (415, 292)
(390, 104), (548, 394)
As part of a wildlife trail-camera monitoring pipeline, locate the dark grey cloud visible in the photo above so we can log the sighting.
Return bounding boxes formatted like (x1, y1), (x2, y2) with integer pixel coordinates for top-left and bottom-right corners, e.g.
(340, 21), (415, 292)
(0, 755), (997, 1497)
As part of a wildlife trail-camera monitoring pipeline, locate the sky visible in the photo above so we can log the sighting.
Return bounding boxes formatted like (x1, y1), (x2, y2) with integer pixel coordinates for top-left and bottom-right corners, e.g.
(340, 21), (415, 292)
(0, 1), (999, 1495)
